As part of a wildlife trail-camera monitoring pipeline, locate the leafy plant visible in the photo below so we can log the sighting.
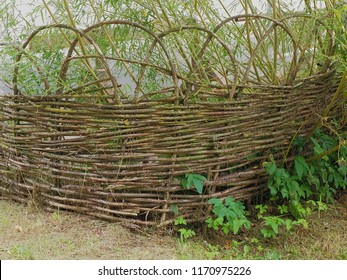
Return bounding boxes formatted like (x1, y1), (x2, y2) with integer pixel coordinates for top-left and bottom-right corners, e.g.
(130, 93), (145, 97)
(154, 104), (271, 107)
(307, 199), (328, 218)
(263, 155), (311, 203)
(174, 216), (196, 242)
(255, 204), (268, 219)
(206, 197), (251, 235)
(181, 173), (207, 194)
(177, 228), (196, 242)
(260, 127), (346, 237)
(264, 129), (346, 210)
(260, 216), (287, 238)
(308, 129), (346, 201)
(255, 203), (308, 238)
(174, 215), (186, 226)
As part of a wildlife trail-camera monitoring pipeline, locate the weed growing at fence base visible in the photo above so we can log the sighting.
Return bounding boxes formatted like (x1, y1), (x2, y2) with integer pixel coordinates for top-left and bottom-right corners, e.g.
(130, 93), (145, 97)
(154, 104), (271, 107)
(172, 127), (346, 241)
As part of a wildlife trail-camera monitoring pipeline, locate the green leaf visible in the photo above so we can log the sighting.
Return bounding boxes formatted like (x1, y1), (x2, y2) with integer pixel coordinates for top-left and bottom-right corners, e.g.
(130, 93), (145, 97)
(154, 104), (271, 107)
(268, 221), (279, 234)
(278, 205), (288, 214)
(290, 200), (308, 219)
(178, 228), (195, 241)
(311, 137), (324, 155)
(294, 156), (309, 180)
(206, 217), (223, 230)
(338, 165), (347, 179)
(237, 218), (251, 234)
(284, 219), (293, 231)
(292, 219), (309, 229)
(261, 228), (276, 238)
(280, 187), (289, 199)
(293, 135), (305, 151)
(174, 216), (187, 226)
(181, 174), (206, 194)
(181, 178), (189, 189)
(186, 174), (194, 186)
(263, 161), (277, 175)
(264, 217), (284, 234)
(170, 204), (180, 215)
(301, 184), (313, 198)
(217, 207), (228, 219)
(192, 178), (204, 194)
(228, 201), (246, 218)
(231, 219), (242, 235)
(333, 172), (343, 188)
(224, 196), (235, 206)
(191, 174), (207, 181)
(222, 225), (230, 235)
(307, 173), (320, 188)
(208, 198), (223, 207)
(206, 196), (250, 235)
(287, 179), (304, 199)
(269, 184), (278, 196)
(255, 204), (268, 218)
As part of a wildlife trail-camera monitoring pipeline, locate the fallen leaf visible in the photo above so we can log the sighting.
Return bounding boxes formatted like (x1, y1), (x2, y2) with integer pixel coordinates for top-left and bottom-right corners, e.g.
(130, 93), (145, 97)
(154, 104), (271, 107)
(15, 225), (23, 233)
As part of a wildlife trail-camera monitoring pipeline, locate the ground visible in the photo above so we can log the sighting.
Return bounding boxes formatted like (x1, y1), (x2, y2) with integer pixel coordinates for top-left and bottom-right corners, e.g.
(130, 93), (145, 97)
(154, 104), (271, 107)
(0, 194), (346, 260)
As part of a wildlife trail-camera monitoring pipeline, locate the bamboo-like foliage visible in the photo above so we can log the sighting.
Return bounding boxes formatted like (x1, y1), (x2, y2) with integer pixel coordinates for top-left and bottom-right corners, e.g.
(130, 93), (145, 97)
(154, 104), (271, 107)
(0, 1), (344, 226)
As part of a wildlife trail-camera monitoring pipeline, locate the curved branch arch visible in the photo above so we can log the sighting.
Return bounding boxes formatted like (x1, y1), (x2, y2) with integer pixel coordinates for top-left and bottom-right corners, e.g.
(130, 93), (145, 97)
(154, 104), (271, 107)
(59, 20), (180, 101)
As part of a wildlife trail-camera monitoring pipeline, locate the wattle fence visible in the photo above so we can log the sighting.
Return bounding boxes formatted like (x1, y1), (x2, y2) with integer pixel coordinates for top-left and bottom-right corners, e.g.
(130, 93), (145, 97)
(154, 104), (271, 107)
(0, 15), (342, 226)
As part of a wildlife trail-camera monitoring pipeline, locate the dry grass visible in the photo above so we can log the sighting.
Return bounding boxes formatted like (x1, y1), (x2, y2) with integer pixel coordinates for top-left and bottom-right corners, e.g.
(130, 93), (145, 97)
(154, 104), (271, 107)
(0, 194), (346, 260)
(0, 200), (177, 260)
